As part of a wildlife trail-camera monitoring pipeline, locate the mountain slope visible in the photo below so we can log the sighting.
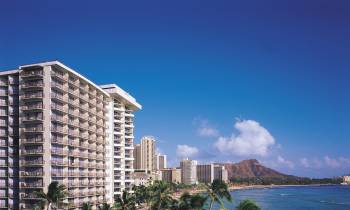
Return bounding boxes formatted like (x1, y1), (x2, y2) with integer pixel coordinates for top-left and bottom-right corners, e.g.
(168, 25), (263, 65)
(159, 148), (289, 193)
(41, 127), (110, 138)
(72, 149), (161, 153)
(223, 159), (291, 179)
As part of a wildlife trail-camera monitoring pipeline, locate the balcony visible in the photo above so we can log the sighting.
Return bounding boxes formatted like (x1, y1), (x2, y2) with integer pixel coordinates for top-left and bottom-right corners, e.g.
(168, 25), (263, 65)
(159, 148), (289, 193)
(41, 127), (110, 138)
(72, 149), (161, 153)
(51, 92), (65, 102)
(23, 115), (43, 123)
(88, 162), (96, 168)
(21, 159), (44, 166)
(22, 103), (43, 111)
(51, 127), (67, 134)
(52, 171), (68, 177)
(21, 82), (43, 89)
(22, 92), (43, 100)
(20, 171), (43, 177)
(68, 171), (79, 177)
(52, 137), (68, 145)
(22, 136), (43, 144)
(21, 70), (43, 78)
(51, 160), (68, 166)
(51, 81), (67, 92)
(21, 193), (40, 199)
(68, 182), (79, 187)
(79, 152), (88, 159)
(51, 104), (68, 113)
(51, 71), (66, 81)
(20, 182), (43, 188)
(52, 150), (68, 156)
(22, 149), (43, 155)
(68, 150), (79, 157)
(68, 139), (79, 147)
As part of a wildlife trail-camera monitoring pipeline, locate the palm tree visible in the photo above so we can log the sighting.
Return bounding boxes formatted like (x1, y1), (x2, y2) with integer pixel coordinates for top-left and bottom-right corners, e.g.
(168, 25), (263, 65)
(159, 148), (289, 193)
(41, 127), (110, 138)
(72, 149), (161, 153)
(34, 181), (68, 210)
(132, 185), (150, 207)
(149, 181), (174, 210)
(178, 192), (207, 210)
(178, 192), (192, 210)
(114, 190), (136, 210)
(236, 199), (261, 210)
(205, 179), (232, 210)
(99, 203), (113, 210)
(82, 203), (92, 210)
(189, 193), (207, 210)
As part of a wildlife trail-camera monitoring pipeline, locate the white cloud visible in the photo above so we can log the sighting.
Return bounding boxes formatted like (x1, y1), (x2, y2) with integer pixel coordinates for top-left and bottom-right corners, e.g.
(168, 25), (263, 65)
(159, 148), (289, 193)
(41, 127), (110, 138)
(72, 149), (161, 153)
(198, 127), (219, 137)
(214, 119), (275, 157)
(194, 118), (219, 137)
(300, 156), (350, 169)
(176, 145), (199, 158)
(277, 156), (295, 169)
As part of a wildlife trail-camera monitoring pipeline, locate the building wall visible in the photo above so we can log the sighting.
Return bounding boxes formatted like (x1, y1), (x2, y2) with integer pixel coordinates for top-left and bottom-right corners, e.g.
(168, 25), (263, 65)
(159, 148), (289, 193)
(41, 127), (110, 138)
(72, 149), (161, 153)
(180, 159), (197, 185)
(197, 164), (214, 183)
(0, 61), (142, 209)
(133, 144), (141, 169)
(0, 71), (20, 209)
(140, 136), (155, 172)
(214, 165), (228, 182)
(16, 62), (111, 209)
(101, 84), (141, 196)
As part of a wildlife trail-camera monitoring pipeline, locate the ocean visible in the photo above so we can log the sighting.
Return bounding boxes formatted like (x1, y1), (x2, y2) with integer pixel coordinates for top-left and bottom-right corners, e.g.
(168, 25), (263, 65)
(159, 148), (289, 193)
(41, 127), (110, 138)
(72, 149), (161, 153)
(213, 185), (350, 210)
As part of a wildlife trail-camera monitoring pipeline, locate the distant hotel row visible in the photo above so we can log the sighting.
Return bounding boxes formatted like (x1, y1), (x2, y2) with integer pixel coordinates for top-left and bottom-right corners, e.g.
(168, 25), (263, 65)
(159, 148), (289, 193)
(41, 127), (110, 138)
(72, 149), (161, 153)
(132, 136), (228, 186)
(0, 61), (141, 210)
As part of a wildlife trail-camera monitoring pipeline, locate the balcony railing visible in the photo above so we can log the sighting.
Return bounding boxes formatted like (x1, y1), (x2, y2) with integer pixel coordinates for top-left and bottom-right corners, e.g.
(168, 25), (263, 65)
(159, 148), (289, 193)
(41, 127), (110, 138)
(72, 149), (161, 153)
(21, 70), (43, 78)
(52, 150), (68, 156)
(21, 182), (43, 188)
(22, 104), (43, 111)
(51, 127), (67, 134)
(22, 82), (43, 88)
(22, 92), (43, 99)
(22, 149), (43, 155)
(21, 160), (44, 166)
(20, 171), (43, 177)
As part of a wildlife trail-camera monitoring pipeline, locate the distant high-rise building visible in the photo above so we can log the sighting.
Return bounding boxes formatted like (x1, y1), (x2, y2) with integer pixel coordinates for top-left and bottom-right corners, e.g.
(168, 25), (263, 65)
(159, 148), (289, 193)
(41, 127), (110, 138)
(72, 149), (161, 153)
(214, 165), (228, 182)
(155, 154), (167, 170)
(180, 159), (198, 185)
(140, 136), (156, 172)
(133, 144), (141, 169)
(197, 164), (229, 183)
(197, 164), (215, 183)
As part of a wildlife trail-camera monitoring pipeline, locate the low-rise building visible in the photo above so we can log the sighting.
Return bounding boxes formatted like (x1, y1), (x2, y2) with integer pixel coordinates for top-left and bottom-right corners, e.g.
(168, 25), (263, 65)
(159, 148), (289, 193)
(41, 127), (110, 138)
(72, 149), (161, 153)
(160, 168), (181, 183)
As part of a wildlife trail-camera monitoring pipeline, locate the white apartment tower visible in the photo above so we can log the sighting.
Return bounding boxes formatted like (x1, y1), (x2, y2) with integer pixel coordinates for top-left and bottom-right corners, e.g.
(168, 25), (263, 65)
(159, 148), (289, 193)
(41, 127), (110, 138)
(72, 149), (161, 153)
(0, 61), (141, 209)
(180, 159), (198, 185)
(101, 85), (141, 196)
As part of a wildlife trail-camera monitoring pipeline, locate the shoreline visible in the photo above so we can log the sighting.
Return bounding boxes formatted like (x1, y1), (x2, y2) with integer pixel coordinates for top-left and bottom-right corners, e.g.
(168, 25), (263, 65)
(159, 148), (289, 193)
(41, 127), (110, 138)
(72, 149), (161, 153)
(174, 183), (341, 197)
(228, 183), (340, 191)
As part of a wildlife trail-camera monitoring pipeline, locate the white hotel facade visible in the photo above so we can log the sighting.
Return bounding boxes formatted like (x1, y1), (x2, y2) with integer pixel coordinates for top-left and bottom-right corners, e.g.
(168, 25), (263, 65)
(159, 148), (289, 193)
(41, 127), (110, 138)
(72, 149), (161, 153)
(0, 61), (141, 209)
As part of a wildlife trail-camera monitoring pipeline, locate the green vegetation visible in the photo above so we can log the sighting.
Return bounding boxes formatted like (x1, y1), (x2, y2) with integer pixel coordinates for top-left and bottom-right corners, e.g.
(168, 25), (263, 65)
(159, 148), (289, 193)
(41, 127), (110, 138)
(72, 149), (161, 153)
(34, 181), (68, 210)
(236, 199), (261, 210)
(204, 180), (232, 210)
(34, 181), (261, 210)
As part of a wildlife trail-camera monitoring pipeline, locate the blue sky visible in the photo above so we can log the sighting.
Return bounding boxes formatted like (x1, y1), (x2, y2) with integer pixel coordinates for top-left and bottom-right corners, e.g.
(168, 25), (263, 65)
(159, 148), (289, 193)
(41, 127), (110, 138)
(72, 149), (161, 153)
(1, 0), (350, 177)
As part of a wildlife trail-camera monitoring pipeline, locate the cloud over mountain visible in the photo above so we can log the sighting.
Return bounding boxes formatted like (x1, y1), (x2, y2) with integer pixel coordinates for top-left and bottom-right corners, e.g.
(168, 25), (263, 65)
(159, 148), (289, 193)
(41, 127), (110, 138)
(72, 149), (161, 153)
(214, 119), (275, 157)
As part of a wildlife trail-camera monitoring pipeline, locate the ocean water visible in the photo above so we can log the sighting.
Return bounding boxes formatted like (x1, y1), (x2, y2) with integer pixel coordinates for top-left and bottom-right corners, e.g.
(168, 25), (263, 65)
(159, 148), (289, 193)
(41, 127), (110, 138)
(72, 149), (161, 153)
(213, 185), (350, 210)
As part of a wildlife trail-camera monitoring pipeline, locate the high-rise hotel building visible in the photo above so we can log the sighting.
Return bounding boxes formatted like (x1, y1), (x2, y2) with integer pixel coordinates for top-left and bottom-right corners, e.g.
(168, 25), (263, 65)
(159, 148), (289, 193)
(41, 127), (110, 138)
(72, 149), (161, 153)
(0, 61), (141, 210)
(101, 85), (141, 196)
